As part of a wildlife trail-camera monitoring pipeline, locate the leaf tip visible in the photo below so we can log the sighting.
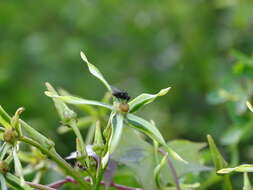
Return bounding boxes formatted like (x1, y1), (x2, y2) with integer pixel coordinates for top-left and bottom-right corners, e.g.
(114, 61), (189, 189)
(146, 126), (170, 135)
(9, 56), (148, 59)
(80, 51), (89, 63)
(246, 101), (253, 112)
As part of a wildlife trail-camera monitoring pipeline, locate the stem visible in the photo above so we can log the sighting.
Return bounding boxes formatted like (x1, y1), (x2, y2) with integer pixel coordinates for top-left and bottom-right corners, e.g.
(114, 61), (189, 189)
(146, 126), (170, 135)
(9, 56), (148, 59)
(48, 177), (143, 190)
(94, 168), (104, 190)
(70, 120), (86, 156)
(19, 136), (90, 189)
(26, 182), (56, 190)
(159, 149), (180, 190)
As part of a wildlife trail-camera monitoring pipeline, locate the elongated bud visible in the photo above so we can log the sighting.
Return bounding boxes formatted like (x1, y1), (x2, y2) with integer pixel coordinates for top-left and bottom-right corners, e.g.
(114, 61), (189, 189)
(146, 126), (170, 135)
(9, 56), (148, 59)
(0, 160), (9, 174)
(11, 107), (24, 136)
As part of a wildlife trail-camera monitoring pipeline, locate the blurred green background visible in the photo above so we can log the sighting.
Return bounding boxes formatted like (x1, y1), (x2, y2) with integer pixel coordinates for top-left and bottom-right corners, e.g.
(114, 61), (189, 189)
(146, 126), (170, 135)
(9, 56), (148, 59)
(1, 0), (253, 178)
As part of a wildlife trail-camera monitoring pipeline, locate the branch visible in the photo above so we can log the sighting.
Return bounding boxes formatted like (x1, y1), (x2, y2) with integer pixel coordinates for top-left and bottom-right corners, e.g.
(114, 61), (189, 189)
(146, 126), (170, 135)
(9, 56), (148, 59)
(47, 176), (143, 190)
(159, 148), (181, 190)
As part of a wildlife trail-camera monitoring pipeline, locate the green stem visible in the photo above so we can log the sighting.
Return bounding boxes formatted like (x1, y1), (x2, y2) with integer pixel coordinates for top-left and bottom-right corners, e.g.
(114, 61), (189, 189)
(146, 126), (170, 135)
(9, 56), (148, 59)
(94, 168), (104, 190)
(70, 120), (86, 156)
(19, 136), (90, 189)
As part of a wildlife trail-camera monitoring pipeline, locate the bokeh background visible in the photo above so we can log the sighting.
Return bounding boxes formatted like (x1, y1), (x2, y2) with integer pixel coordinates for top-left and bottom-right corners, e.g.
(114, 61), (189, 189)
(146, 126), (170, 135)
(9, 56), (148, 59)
(1, 0), (253, 188)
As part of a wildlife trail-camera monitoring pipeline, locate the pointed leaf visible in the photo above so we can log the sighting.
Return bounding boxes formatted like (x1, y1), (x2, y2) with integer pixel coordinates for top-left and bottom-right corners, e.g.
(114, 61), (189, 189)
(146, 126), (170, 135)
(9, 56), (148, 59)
(243, 172), (253, 190)
(207, 135), (228, 171)
(80, 51), (112, 92)
(13, 149), (24, 185)
(129, 87), (171, 113)
(45, 82), (77, 122)
(45, 92), (113, 110)
(154, 152), (168, 188)
(5, 173), (33, 190)
(0, 173), (7, 190)
(126, 114), (185, 163)
(126, 113), (165, 145)
(108, 113), (124, 154)
(246, 101), (253, 112)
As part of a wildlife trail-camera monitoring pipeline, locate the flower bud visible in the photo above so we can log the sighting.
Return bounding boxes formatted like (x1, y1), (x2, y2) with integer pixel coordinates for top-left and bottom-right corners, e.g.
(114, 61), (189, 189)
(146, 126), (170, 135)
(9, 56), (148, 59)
(118, 103), (129, 113)
(0, 160), (9, 174)
(3, 129), (17, 144)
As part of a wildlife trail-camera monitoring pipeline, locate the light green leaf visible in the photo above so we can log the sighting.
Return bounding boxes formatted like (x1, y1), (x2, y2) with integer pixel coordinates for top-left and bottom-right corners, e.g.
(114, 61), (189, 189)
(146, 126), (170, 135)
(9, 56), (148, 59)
(45, 91), (113, 110)
(243, 172), (253, 190)
(19, 120), (55, 150)
(13, 149), (24, 185)
(126, 113), (185, 163)
(160, 140), (210, 186)
(246, 101), (253, 112)
(126, 113), (166, 145)
(108, 113), (124, 154)
(0, 173), (7, 190)
(45, 82), (77, 122)
(5, 173), (33, 190)
(0, 106), (11, 123)
(112, 127), (157, 190)
(154, 152), (168, 188)
(80, 51), (112, 92)
(218, 165), (253, 174)
(207, 134), (228, 171)
(129, 87), (171, 113)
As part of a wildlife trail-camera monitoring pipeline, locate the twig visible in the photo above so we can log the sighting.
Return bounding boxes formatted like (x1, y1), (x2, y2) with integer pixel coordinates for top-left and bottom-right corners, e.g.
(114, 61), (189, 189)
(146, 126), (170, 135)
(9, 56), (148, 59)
(47, 176), (143, 190)
(159, 148), (181, 190)
(26, 181), (57, 190)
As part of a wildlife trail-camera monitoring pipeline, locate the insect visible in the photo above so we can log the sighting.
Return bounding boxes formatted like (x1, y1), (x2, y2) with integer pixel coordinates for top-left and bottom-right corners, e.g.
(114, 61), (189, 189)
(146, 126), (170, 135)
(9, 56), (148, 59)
(112, 87), (131, 102)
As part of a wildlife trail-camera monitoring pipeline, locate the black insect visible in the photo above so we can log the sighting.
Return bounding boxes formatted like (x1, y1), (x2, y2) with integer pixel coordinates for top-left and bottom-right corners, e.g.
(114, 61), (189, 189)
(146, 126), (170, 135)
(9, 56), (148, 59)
(112, 87), (131, 102)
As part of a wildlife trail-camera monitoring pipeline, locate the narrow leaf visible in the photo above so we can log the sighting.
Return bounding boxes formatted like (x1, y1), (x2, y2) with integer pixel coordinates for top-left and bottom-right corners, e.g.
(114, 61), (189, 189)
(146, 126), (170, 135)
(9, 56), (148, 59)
(80, 51), (112, 92)
(207, 134), (228, 171)
(0, 173), (7, 190)
(13, 149), (24, 185)
(45, 82), (77, 122)
(243, 173), (253, 190)
(45, 92), (113, 110)
(19, 120), (55, 150)
(126, 113), (166, 145)
(5, 173), (33, 190)
(126, 114), (186, 163)
(246, 101), (253, 112)
(154, 152), (168, 188)
(108, 114), (124, 154)
(129, 87), (171, 113)
(218, 164), (253, 174)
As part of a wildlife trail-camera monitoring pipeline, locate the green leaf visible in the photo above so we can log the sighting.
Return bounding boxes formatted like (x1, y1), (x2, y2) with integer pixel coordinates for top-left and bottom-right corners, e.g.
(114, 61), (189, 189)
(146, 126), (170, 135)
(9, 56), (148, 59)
(154, 152), (168, 188)
(126, 113), (185, 163)
(108, 113), (124, 154)
(112, 127), (157, 190)
(218, 165), (253, 174)
(129, 87), (171, 113)
(160, 140), (210, 186)
(45, 82), (77, 122)
(80, 51), (112, 92)
(246, 101), (253, 112)
(243, 172), (253, 190)
(45, 91), (113, 110)
(207, 134), (228, 171)
(126, 113), (166, 145)
(0, 173), (7, 190)
(19, 120), (55, 150)
(5, 173), (33, 190)
(0, 106), (11, 123)
(13, 148), (24, 185)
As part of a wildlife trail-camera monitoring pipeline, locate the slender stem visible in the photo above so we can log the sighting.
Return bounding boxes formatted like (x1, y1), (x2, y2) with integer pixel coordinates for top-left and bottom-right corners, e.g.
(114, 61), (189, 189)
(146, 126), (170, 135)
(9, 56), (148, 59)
(48, 177), (143, 190)
(159, 149), (180, 190)
(19, 136), (90, 189)
(70, 120), (86, 156)
(26, 182), (56, 190)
